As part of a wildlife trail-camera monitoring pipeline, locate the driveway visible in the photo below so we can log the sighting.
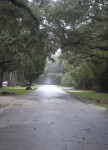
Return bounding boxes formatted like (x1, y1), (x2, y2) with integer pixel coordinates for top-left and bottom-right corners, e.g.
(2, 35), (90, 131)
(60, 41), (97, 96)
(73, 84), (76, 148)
(0, 85), (108, 150)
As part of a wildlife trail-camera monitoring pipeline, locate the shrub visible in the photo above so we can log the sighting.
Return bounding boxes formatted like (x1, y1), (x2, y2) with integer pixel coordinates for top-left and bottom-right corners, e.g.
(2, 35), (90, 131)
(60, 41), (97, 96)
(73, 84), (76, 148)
(61, 73), (73, 87)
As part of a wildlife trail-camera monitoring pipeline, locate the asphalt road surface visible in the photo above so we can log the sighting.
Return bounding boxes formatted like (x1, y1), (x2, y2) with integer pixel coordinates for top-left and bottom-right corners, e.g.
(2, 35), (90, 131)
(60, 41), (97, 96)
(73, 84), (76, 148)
(0, 85), (108, 150)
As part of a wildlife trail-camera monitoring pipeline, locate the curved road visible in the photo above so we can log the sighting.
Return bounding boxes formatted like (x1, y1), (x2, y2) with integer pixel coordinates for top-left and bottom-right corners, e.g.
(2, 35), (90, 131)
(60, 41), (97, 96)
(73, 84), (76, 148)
(0, 85), (108, 150)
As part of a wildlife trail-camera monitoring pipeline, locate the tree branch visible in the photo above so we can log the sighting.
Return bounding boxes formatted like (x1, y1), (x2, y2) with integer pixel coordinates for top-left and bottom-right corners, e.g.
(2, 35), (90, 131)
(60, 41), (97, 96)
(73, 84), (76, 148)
(0, 60), (12, 66)
(8, 0), (39, 28)
(88, 14), (108, 22)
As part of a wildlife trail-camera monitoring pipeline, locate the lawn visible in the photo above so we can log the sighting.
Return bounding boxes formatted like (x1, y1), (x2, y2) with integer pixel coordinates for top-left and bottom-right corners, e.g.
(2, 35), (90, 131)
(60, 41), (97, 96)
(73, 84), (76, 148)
(67, 91), (108, 108)
(58, 85), (108, 108)
(0, 85), (40, 95)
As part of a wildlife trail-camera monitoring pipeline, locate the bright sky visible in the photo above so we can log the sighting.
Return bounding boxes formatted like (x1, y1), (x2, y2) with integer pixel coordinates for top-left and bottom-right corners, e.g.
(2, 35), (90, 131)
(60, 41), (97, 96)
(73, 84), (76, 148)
(28, 0), (57, 2)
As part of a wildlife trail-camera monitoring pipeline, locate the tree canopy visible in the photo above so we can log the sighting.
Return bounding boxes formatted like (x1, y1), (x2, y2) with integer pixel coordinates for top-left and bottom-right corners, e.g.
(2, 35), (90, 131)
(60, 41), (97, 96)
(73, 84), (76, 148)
(47, 0), (108, 92)
(0, 0), (108, 91)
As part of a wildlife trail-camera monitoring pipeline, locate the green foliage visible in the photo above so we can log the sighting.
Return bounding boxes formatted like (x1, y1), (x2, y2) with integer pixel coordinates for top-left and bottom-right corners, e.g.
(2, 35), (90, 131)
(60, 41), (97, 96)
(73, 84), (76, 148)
(37, 55), (65, 85)
(0, 0), (108, 92)
(61, 73), (73, 87)
(61, 52), (108, 91)
(0, 0), (56, 87)
(48, 73), (63, 84)
(46, 0), (108, 92)
(23, 55), (46, 86)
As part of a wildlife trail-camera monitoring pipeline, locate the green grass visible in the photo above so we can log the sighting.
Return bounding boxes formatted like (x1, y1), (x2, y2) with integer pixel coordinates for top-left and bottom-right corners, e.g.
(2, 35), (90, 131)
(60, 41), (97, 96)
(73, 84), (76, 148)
(97, 103), (108, 108)
(67, 91), (108, 100)
(57, 85), (73, 89)
(66, 91), (108, 108)
(0, 85), (40, 95)
(57, 85), (108, 108)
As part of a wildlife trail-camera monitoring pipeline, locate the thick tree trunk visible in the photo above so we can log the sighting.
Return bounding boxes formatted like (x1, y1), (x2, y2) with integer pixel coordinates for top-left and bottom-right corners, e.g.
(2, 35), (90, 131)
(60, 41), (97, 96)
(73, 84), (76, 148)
(28, 80), (32, 88)
(26, 80), (32, 90)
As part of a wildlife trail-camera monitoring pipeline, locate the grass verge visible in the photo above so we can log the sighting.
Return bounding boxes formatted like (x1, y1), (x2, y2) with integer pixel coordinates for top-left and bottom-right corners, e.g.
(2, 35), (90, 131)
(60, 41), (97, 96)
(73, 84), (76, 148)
(67, 91), (108, 108)
(0, 85), (40, 96)
(58, 85), (108, 108)
(57, 85), (74, 89)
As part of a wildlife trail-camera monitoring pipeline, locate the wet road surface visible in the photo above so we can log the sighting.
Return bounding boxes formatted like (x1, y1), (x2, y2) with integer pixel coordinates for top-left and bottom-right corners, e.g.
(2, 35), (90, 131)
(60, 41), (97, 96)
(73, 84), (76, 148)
(0, 85), (108, 150)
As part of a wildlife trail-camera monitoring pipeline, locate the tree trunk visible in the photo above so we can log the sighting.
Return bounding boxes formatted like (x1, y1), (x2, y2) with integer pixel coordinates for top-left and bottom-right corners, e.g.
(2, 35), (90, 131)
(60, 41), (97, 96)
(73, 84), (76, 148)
(0, 69), (4, 88)
(100, 66), (108, 93)
(26, 80), (32, 90)
(28, 80), (32, 88)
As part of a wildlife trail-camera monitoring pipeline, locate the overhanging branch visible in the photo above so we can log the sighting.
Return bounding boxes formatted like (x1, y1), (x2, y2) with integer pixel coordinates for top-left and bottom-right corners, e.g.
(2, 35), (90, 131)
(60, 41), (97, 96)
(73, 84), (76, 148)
(88, 14), (108, 22)
(8, 0), (39, 28)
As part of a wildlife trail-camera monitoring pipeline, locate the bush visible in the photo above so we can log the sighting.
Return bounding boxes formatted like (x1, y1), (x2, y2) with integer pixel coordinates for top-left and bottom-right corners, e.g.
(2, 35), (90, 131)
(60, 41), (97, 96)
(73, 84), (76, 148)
(48, 73), (63, 84)
(61, 73), (73, 87)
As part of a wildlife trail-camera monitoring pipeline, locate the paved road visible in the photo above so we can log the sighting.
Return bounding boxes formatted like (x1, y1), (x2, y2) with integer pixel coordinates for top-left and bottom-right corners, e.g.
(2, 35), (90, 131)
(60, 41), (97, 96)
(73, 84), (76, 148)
(0, 85), (108, 150)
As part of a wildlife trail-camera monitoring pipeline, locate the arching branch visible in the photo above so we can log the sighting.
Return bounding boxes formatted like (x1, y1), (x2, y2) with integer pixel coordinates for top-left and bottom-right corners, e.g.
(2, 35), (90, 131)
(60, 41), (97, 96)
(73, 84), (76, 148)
(8, 0), (39, 28)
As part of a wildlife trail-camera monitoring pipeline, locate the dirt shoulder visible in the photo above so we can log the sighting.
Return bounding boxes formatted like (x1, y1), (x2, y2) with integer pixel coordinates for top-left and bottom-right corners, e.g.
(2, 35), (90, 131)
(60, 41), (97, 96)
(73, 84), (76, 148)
(0, 96), (38, 114)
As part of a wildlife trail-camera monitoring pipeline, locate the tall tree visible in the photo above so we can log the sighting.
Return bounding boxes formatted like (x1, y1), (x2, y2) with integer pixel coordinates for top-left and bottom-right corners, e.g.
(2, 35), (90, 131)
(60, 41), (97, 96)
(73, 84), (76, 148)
(46, 0), (108, 92)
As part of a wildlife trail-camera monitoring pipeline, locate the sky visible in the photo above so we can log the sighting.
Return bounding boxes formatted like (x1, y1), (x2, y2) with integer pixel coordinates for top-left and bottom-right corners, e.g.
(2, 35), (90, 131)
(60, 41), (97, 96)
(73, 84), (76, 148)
(28, 0), (57, 2)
